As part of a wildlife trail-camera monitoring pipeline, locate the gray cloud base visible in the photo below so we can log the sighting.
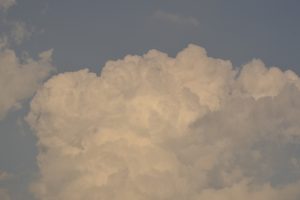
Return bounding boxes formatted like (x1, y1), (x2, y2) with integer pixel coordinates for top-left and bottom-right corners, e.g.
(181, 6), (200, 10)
(27, 44), (300, 200)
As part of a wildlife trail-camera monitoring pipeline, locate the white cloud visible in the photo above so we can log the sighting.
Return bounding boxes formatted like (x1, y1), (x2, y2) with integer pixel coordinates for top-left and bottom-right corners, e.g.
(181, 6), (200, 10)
(153, 10), (199, 27)
(0, 0), (54, 120)
(0, 0), (15, 11)
(237, 59), (299, 99)
(27, 44), (300, 199)
(0, 48), (54, 119)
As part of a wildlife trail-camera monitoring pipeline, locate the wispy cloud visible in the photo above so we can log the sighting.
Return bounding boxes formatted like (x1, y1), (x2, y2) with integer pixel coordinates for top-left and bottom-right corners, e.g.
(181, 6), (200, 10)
(153, 10), (199, 27)
(0, 170), (12, 200)
(0, 170), (12, 181)
(0, 0), (54, 120)
(0, 0), (15, 11)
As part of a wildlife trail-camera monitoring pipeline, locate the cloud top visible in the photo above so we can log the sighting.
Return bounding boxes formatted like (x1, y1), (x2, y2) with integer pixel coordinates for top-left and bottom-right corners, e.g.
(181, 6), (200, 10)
(27, 44), (300, 200)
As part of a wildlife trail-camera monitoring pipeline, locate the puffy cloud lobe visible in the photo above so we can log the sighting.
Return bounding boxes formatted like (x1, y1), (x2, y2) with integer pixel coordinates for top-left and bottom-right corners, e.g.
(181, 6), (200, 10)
(0, 48), (54, 119)
(27, 44), (300, 200)
(237, 59), (299, 99)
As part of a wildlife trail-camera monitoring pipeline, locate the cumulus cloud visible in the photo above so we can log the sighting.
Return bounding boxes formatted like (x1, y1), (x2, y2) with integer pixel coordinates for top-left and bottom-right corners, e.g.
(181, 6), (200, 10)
(27, 44), (300, 200)
(153, 10), (199, 27)
(0, 48), (54, 119)
(0, 0), (54, 120)
(0, 0), (15, 11)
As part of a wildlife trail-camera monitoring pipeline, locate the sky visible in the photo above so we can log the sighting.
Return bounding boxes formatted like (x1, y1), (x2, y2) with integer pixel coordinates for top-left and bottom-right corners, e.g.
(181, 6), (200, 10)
(1, 0), (300, 199)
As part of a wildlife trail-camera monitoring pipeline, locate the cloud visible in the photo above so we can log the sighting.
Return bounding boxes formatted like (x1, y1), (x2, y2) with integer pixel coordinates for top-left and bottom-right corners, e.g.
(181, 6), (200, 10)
(153, 10), (199, 27)
(27, 44), (300, 199)
(0, 170), (12, 181)
(0, 16), (33, 47)
(0, 170), (11, 200)
(0, 48), (54, 119)
(9, 21), (32, 45)
(0, 189), (11, 200)
(0, 0), (15, 11)
(0, 0), (54, 120)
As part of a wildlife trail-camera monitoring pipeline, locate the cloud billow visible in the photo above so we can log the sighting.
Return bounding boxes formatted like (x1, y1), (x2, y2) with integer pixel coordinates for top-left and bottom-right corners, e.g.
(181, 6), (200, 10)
(27, 44), (300, 200)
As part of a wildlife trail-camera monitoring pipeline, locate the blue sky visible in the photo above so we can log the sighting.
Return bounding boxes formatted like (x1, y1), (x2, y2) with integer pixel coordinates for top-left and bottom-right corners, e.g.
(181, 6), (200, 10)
(7, 0), (300, 73)
(1, 0), (300, 199)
